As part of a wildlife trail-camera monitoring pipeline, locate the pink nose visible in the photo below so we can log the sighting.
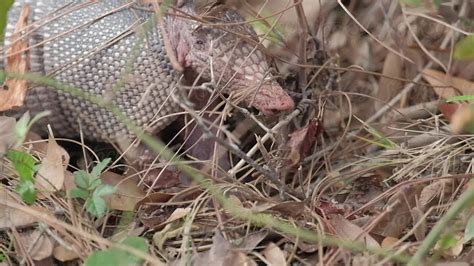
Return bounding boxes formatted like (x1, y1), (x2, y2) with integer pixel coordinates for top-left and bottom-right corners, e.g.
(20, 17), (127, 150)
(251, 84), (295, 116)
(259, 95), (295, 115)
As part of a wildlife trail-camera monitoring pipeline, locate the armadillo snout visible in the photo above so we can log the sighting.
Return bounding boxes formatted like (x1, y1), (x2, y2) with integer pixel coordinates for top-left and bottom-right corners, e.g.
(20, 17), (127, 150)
(248, 83), (295, 116)
(260, 95), (295, 115)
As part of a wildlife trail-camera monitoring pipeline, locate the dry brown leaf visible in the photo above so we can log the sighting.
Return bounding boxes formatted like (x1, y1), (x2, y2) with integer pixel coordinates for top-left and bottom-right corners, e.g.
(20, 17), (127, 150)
(419, 179), (454, 210)
(16, 230), (54, 261)
(53, 245), (80, 262)
(262, 243), (286, 266)
(422, 69), (474, 100)
(138, 167), (181, 190)
(0, 5), (31, 111)
(286, 119), (321, 166)
(236, 230), (268, 253)
(63, 170), (76, 192)
(371, 184), (423, 238)
(381, 236), (400, 249)
(36, 135), (69, 193)
(136, 191), (174, 209)
(193, 232), (257, 266)
(439, 103), (461, 121)
(328, 215), (380, 249)
(267, 201), (306, 218)
(101, 171), (146, 211)
(0, 116), (17, 156)
(26, 131), (49, 154)
(159, 207), (191, 227)
(139, 192), (190, 229)
(376, 52), (404, 110)
(450, 105), (474, 134)
(0, 187), (39, 229)
(410, 207), (427, 242)
(228, 194), (243, 208)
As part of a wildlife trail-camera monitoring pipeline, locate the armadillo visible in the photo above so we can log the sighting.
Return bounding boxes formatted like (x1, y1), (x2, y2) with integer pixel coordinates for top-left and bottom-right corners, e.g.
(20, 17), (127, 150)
(1, 0), (295, 145)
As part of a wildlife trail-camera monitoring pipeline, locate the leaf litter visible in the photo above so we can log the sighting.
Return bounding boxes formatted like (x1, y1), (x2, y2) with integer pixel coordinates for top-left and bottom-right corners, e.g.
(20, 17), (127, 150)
(1, 0), (474, 265)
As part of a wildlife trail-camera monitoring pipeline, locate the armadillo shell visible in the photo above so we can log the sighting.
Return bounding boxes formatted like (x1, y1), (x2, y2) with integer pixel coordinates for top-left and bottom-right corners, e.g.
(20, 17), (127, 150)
(2, 0), (181, 141)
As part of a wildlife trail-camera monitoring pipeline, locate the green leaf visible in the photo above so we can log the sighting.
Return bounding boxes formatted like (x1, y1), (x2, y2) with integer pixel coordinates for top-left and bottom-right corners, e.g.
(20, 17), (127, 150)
(74, 170), (90, 189)
(83, 250), (115, 266)
(464, 215), (474, 243)
(86, 196), (107, 218)
(7, 150), (37, 204)
(84, 237), (149, 266)
(13, 111), (50, 146)
(93, 184), (116, 198)
(89, 178), (103, 191)
(454, 36), (474, 60)
(91, 158), (111, 178)
(70, 188), (89, 200)
(15, 181), (36, 204)
(113, 237), (149, 265)
(7, 150), (36, 181)
(0, 0), (14, 40)
(27, 111), (51, 130)
(14, 112), (31, 147)
(85, 185), (116, 217)
(446, 95), (474, 102)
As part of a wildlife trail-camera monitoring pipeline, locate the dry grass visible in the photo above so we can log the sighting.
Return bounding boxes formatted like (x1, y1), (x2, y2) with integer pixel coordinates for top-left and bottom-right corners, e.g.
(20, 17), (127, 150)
(2, 0), (474, 265)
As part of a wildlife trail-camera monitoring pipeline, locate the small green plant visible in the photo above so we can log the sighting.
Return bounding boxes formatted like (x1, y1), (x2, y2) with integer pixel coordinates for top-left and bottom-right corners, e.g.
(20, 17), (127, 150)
(84, 236), (149, 266)
(5, 112), (53, 204)
(7, 150), (37, 204)
(70, 158), (116, 218)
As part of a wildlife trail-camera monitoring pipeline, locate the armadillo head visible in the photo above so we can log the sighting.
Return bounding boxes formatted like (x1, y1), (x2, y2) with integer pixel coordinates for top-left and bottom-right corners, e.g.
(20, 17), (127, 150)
(164, 1), (294, 115)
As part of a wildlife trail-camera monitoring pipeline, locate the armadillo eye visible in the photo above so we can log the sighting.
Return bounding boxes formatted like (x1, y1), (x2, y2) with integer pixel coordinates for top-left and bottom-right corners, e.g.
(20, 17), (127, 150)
(196, 39), (204, 46)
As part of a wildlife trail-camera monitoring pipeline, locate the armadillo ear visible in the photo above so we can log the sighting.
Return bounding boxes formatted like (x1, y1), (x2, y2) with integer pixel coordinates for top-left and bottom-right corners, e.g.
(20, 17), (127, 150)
(175, 36), (190, 68)
(162, 3), (191, 70)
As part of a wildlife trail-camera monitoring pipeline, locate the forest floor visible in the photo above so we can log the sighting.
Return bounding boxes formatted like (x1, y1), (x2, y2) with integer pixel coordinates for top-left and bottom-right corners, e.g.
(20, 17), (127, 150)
(1, 0), (474, 265)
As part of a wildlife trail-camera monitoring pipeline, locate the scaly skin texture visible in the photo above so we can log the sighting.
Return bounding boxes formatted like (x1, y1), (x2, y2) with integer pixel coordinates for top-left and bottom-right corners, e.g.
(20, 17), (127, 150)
(3, 0), (180, 141)
(2, 0), (294, 143)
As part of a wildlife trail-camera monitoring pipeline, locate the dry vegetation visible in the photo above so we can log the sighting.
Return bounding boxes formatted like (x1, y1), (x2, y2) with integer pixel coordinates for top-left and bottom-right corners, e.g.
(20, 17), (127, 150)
(1, 0), (474, 265)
